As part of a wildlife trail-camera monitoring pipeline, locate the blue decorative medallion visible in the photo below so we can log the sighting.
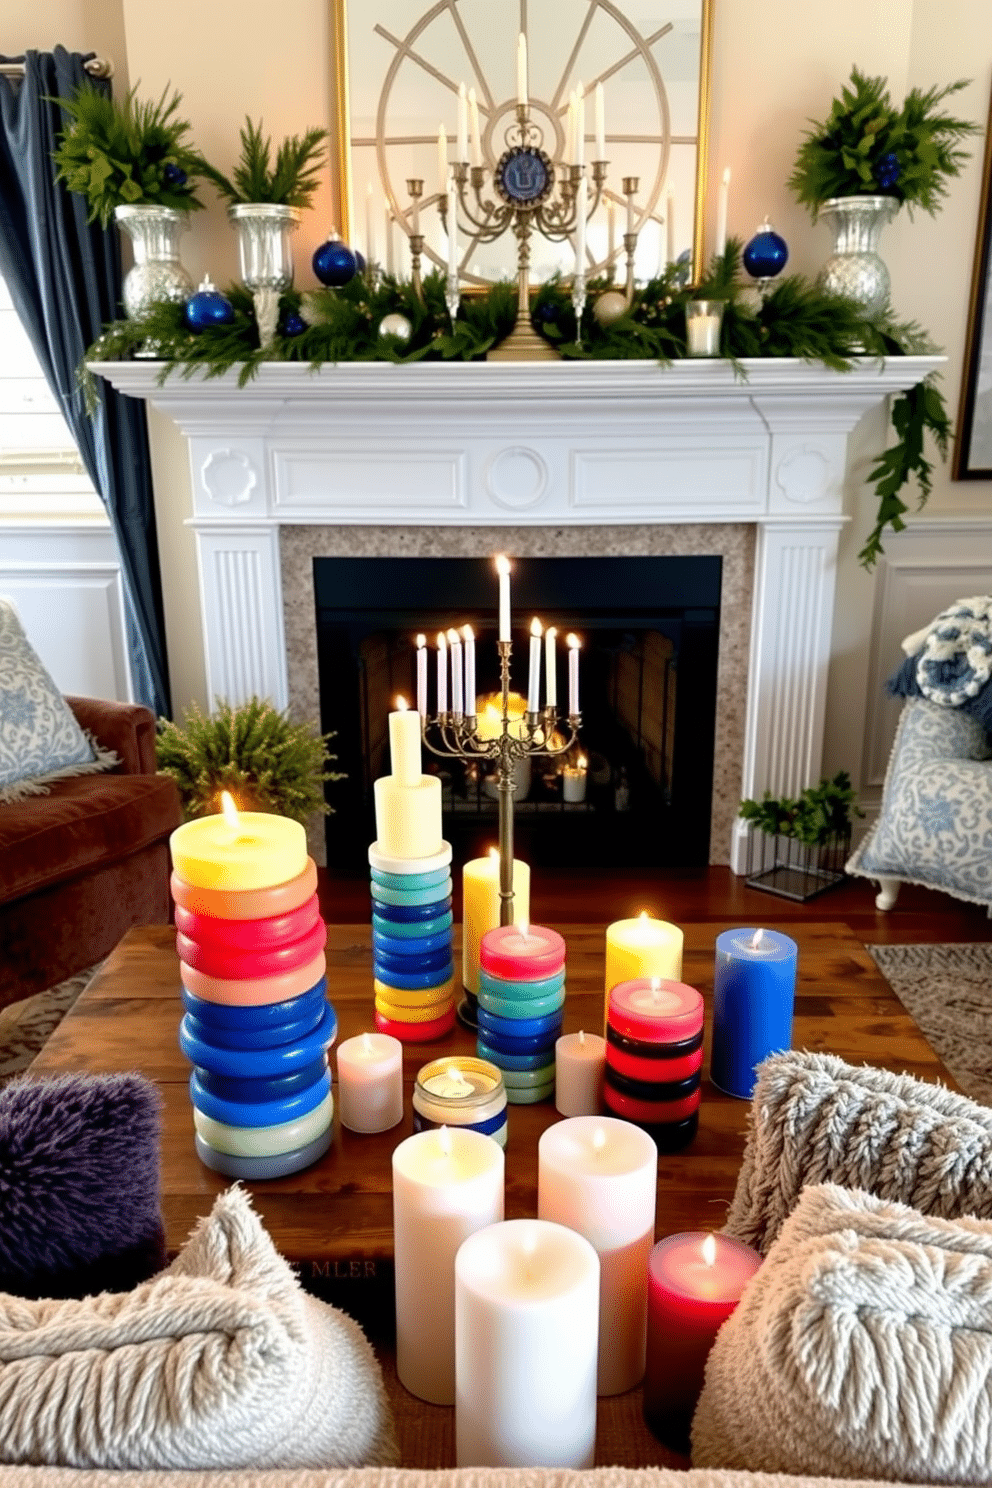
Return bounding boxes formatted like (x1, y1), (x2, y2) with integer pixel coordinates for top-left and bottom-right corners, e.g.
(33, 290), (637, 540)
(494, 147), (554, 206)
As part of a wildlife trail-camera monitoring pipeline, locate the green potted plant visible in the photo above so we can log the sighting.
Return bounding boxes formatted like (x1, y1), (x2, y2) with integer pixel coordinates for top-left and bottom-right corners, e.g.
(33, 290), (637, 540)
(739, 771), (864, 900)
(51, 80), (208, 317)
(155, 695), (344, 824)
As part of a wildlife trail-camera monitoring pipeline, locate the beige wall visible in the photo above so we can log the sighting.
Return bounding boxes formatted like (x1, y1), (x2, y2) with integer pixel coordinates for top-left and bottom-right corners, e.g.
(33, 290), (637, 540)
(7, 2), (992, 776)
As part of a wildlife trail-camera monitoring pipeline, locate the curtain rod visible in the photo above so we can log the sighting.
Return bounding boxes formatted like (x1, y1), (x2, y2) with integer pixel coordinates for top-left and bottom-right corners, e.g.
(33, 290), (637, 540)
(0, 55), (113, 79)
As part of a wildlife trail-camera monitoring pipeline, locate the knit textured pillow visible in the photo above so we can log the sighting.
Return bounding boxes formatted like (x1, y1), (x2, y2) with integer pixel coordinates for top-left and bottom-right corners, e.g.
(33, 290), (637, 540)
(692, 1183), (992, 1482)
(721, 1049), (992, 1255)
(0, 1072), (166, 1298)
(0, 1184), (398, 1471)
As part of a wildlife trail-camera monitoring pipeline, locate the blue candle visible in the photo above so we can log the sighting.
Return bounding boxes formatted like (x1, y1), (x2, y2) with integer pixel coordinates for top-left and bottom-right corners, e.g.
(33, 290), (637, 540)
(710, 927), (797, 1099)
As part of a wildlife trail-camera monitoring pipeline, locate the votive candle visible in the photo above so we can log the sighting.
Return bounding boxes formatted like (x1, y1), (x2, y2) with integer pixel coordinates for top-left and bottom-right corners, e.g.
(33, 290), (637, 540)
(555, 1029), (606, 1117)
(335, 1031), (403, 1133)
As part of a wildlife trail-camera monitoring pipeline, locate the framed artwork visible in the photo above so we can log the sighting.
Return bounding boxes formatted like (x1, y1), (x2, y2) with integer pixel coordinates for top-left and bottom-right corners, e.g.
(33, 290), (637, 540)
(332, 0), (713, 287)
(954, 80), (992, 479)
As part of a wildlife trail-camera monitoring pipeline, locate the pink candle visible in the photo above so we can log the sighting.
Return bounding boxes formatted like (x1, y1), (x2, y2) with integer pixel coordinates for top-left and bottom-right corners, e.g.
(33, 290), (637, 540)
(480, 923), (566, 981)
(608, 978), (703, 1043)
(644, 1232), (761, 1452)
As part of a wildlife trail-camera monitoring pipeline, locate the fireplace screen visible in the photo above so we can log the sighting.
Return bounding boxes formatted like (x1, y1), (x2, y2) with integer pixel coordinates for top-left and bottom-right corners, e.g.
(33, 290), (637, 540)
(315, 555), (720, 871)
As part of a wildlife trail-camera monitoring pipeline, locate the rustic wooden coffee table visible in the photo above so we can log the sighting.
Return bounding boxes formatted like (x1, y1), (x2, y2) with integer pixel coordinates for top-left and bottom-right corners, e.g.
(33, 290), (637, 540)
(31, 919), (952, 1468)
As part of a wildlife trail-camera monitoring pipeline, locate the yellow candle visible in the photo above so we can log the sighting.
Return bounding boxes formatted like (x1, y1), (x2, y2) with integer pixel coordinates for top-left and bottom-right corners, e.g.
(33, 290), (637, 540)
(170, 794), (307, 892)
(605, 913), (683, 997)
(462, 850), (531, 996)
(389, 696), (422, 786)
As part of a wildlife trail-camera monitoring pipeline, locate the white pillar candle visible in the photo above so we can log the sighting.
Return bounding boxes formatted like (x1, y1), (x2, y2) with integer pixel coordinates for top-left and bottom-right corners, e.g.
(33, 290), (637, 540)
(416, 632), (428, 718)
(457, 82), (468, 162)
(436, 631), (448, 714)
(448, 626), (464, 716)
(388, 696), (422, 785)
(594, 81), (605, 158)
(517, 32), (528, 108)
(365, 182), (375, 263)
(566, 632), (581, 714)
(455, 1218), (599, 1467)
(438, 124), (448, 194)
(495, 555), (511, 642)
(716, 165), (730, 257)
(394, 1126), (505, 1405)
(666, 188), (675, 266)
(447, 176), (458, 277)
(538, 1115), (657, 1395)
(544, 625), (557, 708)
(555, 1029), (606, 1116)
(336, 1031), (403, 1133)
(462, 624), (476, 714)
(468, 87), (482, 168)
(527, 617), (543, 712)
(687, 313), (721, 356)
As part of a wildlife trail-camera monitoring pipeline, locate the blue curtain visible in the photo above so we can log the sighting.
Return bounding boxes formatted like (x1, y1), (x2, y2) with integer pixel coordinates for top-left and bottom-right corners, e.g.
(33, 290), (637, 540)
(0, 46), (171, 716)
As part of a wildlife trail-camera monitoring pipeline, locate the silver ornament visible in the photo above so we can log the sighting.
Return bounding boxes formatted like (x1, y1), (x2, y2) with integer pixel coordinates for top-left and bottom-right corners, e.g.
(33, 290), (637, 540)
(593, 290), (628, 327)
(379, 312), (413, 342)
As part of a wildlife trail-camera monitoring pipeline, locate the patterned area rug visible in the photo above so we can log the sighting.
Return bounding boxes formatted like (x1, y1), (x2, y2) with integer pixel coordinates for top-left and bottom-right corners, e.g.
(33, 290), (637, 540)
(867, 942), (992, 1105)
(0, 964), (103, 1087)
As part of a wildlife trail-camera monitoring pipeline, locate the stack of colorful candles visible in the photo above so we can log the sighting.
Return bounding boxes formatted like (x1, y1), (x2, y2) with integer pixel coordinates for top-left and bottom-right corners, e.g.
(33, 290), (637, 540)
(477, 922), (567, 1104)
(371, 699), (456, 1042)
(171, 793), (338, 1178)
(605, 977), (704, 1150)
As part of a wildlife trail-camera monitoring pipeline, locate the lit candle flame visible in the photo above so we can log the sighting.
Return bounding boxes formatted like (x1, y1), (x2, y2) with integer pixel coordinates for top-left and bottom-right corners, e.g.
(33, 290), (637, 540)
(702, 1233), (717, 1266)
(566, 633), (581, 650)
(361, 1032), (373, 1054)
(416, 633), (426, 649)
(495, 555), (511, 577)
(751, 928), (765, 949)
(519, 921), (530, 940)
(395, 695), (409, 712)
(220, 791), (240, 831)
(592, 1126), (607, 1153)
(437, 1125), (452, 1156)
(578, 1029), (586, 1046)
(447, 626), (459, 644)
(546, 625), (557, 642)
(530, 617), (543, 638)
(449, 1068), (472, 1094)
(462, 623), (474, 642)
(488, 846), (499, 864)
(577, 755), (587, 770)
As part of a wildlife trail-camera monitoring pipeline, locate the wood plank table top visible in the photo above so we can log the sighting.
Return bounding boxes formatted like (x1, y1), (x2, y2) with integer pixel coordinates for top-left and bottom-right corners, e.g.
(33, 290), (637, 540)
(30, 919), (953, 1470)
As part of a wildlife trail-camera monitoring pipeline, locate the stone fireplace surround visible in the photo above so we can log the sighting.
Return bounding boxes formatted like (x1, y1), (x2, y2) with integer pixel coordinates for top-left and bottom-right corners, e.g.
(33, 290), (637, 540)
(94, 355), (940, 871)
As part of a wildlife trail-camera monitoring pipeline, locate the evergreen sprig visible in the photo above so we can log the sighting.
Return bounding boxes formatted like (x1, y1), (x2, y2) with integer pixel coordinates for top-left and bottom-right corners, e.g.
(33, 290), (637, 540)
(740, 772), (864, 847)
(788, 66), (979, 219)
(155, 696), (344, 822)
(50, 80), (205, 226)
(197, 117), (327, 209)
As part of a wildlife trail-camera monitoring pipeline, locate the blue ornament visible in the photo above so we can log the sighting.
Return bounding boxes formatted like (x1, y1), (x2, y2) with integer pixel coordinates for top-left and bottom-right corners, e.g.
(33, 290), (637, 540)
(874, 151), (900, 190)
(183, 276), (235, 331)
(162, 162), (188, 188)
(312, 233), (358, 287)
(281, 310), (307, 337)
(742, 219), (789, 281)
(534, 300), (559, 325)
(353, 250), (367, 274)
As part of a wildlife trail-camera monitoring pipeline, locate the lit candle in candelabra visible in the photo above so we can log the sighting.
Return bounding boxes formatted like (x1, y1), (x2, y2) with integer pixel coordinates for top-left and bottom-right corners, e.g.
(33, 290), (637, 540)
(567, 633), (581, 715)
(448, 627), (464, 718)
(575, 82), (585, 168)
(457, 83), (468, 162)
(416, 633), (428, 718)
(462, 625), (476, 716)
(527, 618), (543, 713)
(716, 166), (731, 257)
(594, 82), (605, 159)
(495, 555), (511, 643)
(437, 630), (448, 715)
(468, 87), (482, 169)
(438, 125), (448, 194)
(517, 32), (528, 108)
(566, 92), (576, 166)
(544, 626), (557, 709)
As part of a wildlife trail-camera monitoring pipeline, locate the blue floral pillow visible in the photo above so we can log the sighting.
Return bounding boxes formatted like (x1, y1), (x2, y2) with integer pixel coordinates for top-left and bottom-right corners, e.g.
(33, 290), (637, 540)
(0, 600), (117, 802)
(847, 697), (992, 908)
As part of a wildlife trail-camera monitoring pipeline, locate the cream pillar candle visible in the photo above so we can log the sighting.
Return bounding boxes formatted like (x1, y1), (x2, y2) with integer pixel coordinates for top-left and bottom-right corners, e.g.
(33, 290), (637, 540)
(393, 1126), (505, 1405)
(388, 696), (422, 785)
(373, 699), (442, 860)
(455, 1218), (599, 1467)
(335, 1031), (403, 1133)
(462, 849), (531, 996)
(555, 1029), (606, 1116)
(538, 1114), (657, 1395)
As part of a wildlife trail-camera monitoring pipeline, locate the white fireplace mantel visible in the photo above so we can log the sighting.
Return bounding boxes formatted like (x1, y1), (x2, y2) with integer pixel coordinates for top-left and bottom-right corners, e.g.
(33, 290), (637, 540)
(95, 355), (942, 869)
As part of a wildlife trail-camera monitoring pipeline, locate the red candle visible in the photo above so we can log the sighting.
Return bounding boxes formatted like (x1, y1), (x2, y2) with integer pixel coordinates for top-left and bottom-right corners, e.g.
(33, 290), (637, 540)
(480, 923), (566, 981)
(608, 978), (703, 1043)
(643, 1231), (761, 1453)
(173, 894), (320, 951)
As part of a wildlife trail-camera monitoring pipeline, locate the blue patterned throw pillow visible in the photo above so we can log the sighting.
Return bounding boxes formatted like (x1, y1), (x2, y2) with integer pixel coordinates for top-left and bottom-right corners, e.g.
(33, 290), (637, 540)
(0, 600), (117, 802)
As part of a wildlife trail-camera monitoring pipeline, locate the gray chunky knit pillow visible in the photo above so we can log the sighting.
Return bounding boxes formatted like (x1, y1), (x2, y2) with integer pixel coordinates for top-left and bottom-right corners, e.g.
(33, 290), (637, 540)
(693, 1183), (992, 1482)
(721, 1050), (992, 1255)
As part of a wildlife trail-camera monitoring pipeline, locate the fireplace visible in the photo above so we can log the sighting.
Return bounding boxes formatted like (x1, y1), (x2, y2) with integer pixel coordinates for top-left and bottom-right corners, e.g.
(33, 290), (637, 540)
(315, 555), (721, 871)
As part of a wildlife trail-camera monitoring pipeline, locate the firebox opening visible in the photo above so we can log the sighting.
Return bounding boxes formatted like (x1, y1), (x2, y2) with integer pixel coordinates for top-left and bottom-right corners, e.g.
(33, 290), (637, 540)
(315, 555), (720, 872)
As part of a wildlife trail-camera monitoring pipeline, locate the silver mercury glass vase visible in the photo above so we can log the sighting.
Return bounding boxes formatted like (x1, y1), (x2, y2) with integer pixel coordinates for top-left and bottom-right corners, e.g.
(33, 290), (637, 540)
(114, 204), (194, 319)
(228, 203), (302, 349)
(816, 195), (899, 318)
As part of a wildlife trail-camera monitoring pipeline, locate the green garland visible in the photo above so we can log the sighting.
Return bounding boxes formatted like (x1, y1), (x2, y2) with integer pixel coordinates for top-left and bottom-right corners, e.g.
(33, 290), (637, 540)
(83, 242), (947, 568)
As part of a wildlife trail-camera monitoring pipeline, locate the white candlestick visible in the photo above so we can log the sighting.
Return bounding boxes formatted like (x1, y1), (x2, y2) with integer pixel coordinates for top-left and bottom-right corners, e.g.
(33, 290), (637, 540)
(336, 1031), (403, 1133)
(388, 696), (422, 785)
(527, 618), (543, 713)
(567, 632), (581, 715)
(607, 198), (616, 260)
(468, 87), (482, 168)
(394, 1126), (505, 1406)
(416, 633), (428, 718)
(455, 1219), (599, 1467)
(517, 32), (528, 108)
(544, 625), (557, 708)
(575, 176), (587, 273)
(457, 83), (468, 162)
(666, 189), (675, 266)
(385, 207), (395, 275)
(716, 165), (730, 256)
(437, 631), (448, 714)
(566, 93), (576, 165)
(575, 82), (585, 168)
(447, 176), (458, 276)
(538, 1115), (657, 1396)
(594, 82), (605, 159)
(438, 124), (448, 194)
(462, 624), (476, 715)
(555, 1029), (606, 1116)
(496, 555), (511, 643)
(448, 626), (463, 717)
(365, 183), (375, 264)
(626, 184), (635, 237)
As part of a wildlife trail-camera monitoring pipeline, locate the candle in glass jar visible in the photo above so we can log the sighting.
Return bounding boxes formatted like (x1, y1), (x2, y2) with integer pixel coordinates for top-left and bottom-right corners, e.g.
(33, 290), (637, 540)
(644, 1231), (761, 1451)
(562, 758), (587, 803)
(687, 313), (721, 356)
(335, 1031), (403, 1133)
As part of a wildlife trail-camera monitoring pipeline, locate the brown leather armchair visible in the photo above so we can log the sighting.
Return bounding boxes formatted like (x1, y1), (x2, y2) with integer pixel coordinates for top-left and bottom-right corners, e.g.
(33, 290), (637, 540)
(0, 697), (182, 1006)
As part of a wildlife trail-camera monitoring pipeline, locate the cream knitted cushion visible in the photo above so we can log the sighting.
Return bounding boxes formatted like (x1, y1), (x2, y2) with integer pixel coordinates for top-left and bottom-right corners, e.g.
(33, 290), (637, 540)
(0, 1185), (398, 1471)
(692, 1183), (992, 1482)
(721, 1050), (992, 1255)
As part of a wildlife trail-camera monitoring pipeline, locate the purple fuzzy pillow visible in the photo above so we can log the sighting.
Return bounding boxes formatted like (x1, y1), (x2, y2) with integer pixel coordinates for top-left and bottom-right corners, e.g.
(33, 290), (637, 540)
(0, 1072), (167, 1298)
